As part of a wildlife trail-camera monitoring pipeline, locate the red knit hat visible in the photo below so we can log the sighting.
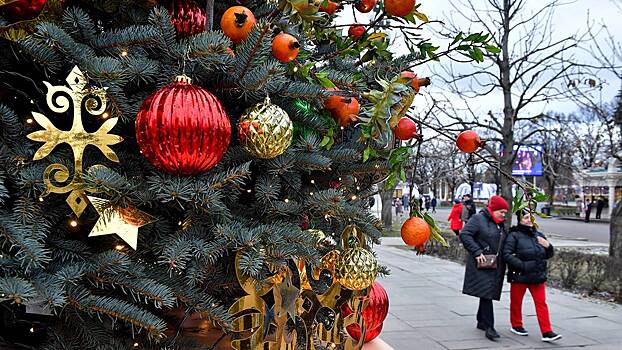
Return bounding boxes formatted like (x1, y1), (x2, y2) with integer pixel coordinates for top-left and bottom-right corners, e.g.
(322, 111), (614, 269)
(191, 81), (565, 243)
(488, 195), (509, 212)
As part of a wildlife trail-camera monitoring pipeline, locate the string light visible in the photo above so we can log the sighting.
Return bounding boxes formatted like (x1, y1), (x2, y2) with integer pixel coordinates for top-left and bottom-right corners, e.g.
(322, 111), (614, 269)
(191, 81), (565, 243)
(69, 220), (78, 227)
(284, 198), (289, 203)
(102, 112), (110, 119)
(178, 221), (182, 226)
(293, 66), (299, 72)
(115, 244), (125, 251)
(310, 179), (315, 184)
(356, 186), (360, 190)
(309, 192), (314, 196)
(133, 343), (139, 347)
(29, 327), (34, 333)
(26, 118), (34, 124)
(247, 189), (252, 193)
(29, 99), (34, 104)
(38, 197), (44, 202)
(340, 126), (345, 130)
(351, 195), (357, 200)
(121, 50), (128, 57)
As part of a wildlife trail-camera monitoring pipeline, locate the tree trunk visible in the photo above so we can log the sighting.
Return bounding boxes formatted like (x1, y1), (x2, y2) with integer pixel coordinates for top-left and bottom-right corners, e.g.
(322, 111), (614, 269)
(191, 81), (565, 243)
(379, 187), (395, 231)
(610, 200), (622, 259)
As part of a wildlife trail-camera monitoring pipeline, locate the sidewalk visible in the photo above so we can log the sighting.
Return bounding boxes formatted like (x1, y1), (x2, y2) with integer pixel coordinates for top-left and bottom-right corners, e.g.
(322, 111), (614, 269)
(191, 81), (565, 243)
(376, 241), (622, 349)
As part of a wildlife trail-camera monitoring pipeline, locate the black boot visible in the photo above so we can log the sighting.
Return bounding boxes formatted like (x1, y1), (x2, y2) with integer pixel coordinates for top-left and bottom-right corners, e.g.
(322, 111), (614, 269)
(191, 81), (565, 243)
(485, 328), (500, 340)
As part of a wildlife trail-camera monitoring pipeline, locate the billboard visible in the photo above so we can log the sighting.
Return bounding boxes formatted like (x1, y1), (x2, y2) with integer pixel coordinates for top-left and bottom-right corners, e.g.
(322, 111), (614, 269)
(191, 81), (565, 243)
(512, 144), (543, 176)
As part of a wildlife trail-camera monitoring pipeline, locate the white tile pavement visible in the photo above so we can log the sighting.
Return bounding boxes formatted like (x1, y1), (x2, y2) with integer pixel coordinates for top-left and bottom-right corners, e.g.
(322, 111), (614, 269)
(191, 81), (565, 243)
(375, 242), (622, 350)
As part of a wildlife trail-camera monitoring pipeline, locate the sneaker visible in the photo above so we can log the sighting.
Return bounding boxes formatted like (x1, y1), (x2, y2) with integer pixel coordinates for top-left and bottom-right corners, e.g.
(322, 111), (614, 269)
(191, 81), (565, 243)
(510, 327), (528, 336)
(485, 328), (500, 340)
(542, 332), (562, 342)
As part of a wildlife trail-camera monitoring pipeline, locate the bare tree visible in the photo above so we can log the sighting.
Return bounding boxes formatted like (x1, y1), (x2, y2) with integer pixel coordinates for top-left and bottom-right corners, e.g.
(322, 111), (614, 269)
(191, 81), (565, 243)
(430, 0), (591, 220)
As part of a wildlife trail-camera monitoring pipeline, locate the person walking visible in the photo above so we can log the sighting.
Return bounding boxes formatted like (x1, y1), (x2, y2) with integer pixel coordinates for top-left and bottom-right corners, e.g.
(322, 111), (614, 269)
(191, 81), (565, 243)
(424, 198), (431, 212)
(431, 197), (437, 213)
(461, 194), (477, 223)
(402, 194), (410, 213)
(395, 198), (403, 217)
(448, 199), (464, 235)
(503, 210), (562, 343)
(584, 198), (593, 223)
(596, 197), (605, 219)
(574, 195), (582, 218)
(459, 195), (509, 341)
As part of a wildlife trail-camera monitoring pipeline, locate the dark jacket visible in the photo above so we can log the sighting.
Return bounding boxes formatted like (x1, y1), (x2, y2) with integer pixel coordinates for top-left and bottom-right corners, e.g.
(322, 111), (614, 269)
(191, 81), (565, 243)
(460, 199), (477, 222)
(502, 224), (554, 284)
(459, 209), (506, 300)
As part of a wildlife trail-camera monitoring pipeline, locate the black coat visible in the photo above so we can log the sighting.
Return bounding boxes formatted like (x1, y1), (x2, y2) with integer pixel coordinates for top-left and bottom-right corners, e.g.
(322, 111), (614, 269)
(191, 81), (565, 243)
(459, 209), (506, 300)
(502, 224), (554, 284)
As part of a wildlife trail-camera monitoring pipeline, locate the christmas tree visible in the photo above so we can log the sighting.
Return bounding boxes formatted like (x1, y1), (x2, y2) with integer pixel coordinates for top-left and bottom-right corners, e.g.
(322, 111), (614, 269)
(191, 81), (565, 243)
(0, 0), (494, 348)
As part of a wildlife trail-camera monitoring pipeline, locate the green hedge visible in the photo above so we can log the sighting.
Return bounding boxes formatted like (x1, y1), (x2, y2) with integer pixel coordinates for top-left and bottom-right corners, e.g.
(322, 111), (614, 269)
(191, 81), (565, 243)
(426, 233), (622, 303)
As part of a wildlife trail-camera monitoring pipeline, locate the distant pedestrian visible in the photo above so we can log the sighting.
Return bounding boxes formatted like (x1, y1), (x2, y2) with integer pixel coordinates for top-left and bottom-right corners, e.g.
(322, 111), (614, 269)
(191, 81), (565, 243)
(418, 197), (424, 211)
(584, 198), (593, 223)
(425, 198), (431, 212)
(503, 210), (562, 343)
(461, 194), (477, 223)
(574, 196), (582, 218)
(459, 195), (509, 341)
(431, 197), (437, 213)
(395, 198), (403, 217)
(448, 199), (464, 235)
(595, 197), (605, 219)
(402, 194), (410, 213)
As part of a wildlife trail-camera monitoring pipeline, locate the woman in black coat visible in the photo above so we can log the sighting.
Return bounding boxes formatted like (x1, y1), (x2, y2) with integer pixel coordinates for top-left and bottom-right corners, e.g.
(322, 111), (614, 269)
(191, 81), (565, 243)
(503, 211), (562, 342)
(459, 195), (509, 341)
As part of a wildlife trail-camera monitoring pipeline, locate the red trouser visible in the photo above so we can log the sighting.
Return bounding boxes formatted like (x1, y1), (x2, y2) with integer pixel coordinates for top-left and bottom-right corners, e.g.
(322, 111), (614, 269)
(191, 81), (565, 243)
(510, 283), (552, 333)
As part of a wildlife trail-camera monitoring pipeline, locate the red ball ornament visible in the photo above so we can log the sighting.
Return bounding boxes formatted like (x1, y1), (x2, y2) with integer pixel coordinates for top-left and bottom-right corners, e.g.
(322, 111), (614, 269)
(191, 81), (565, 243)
(0, 0), (47, 21)
(135, 75), (231, 176)
(341, 281), (389, 342)
(456, 130), (481, 153)
(169, 0), (206, 38)
(348, 25), (365, 40)
(393, 117), (417, 141)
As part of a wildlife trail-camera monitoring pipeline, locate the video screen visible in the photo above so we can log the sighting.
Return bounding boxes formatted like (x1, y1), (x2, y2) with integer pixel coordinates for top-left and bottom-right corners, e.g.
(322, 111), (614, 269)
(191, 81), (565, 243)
(512, 145), (543, 176)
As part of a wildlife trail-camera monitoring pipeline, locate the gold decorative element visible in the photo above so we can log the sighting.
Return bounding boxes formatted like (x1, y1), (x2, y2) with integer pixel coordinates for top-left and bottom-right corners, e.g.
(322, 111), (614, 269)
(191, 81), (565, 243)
(237, 97), (293, 159)
(27, 66), (123, 217)
(334, 225), (378, 291)
(227, 225), (373, 349)
(87, 196), (154, 250)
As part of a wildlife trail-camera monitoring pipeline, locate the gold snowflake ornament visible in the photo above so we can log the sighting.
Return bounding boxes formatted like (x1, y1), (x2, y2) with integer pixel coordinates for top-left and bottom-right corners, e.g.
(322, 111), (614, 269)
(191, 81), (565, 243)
(27, 66), (123, 217)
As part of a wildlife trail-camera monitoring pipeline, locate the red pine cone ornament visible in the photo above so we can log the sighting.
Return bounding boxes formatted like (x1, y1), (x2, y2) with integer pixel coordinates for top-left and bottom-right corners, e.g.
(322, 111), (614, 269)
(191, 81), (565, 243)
(0, 0), (47, 21)
(456, 130), (481, 153)
(135, 75), (231, 176)
(272, 32), (300, 62)
(393, 117), (417, 141)
(169, 0), (206, 38)
(341, 281), (389, 343)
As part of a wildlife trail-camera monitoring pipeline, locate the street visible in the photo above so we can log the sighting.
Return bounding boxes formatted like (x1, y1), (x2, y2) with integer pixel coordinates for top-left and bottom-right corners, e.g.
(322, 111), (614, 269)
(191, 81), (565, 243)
(426, 208), (610, 244)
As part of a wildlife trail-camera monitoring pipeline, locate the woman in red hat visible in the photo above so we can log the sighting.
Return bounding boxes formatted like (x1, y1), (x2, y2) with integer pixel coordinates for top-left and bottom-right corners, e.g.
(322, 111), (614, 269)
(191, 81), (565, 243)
(459, 195), (509, 341)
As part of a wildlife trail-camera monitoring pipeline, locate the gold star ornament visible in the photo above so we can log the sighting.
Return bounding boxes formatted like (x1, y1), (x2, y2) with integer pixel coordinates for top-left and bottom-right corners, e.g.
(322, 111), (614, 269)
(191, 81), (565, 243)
(87, 196), (154, 250)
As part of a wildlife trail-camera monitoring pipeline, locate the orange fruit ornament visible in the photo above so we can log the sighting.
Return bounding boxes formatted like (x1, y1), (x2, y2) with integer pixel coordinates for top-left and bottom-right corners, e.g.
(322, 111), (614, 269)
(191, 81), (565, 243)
(355, 0), (377, 13)
(384, 0), (416, 17)
(393, 117), (417, 141)
(324, 90), (360, 127)
(400, 71), (430, 92)
(401, 217), (431, 247)
(220, 6), (256, 44)
(456, 130), (481, 153)
(272, 33), (300, 62)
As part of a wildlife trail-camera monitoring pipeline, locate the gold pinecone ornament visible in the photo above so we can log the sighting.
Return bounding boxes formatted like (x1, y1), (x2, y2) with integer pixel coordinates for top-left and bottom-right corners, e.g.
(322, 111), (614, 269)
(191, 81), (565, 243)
(335, 246), (378, 290)
(237, 97), (293, 159)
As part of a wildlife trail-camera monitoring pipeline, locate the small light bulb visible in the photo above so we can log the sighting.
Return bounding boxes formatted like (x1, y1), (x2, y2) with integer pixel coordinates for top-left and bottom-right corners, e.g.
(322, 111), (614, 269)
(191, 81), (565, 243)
(178, 221), (182, 226)
(356, 186), (360, 190)
(324, 214), (330, 220)
(133, 343), (139, 347)
(29, 99), (34, 104)
(121, 50), (128, 57)
(70, 220), (78, 227)
(293, 66), (299, 72)
(351, 195), (357, 200)
(38, 197), (44, 202)
(102, 112), (109, 119)
(310, 192), (314, 196)
(30, 327), (34, 333)
(338, 177), (342, 181)
(310, 179), (315, 184)
(115, 244), (125, 251)
(247, 189), (252, 193)
(284, 198), (289, 203)
(26, 118), (34, 124)
(340, 126), (345, 130)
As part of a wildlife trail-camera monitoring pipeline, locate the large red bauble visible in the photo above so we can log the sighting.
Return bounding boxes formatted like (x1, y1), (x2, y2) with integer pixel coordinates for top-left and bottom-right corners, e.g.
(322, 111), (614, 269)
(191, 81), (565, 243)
(169, 0), (206, 38)
(341, 281), (389, 342)
(135, 76), (231, 176)
(401, 216), (431, 247)
(456, 130), (481, 153)
(0, 0), (47, 21)
(393, 117), (417, 141)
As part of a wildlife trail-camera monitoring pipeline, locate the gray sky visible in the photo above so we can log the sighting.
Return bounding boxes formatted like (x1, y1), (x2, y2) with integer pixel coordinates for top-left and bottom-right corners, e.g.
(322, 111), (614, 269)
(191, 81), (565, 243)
(340, 0), (622, 118)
